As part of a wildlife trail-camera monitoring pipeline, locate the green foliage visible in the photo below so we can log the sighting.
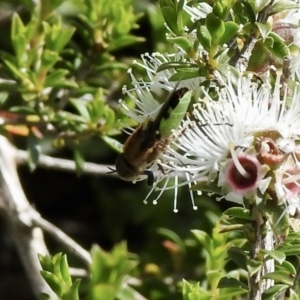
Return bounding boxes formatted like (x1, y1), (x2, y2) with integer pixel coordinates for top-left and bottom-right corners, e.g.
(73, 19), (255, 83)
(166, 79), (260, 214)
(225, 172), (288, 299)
(0, 0), (145, 172)
(87, 243), (138, 300)
(39, 253), (81, 300)
(40, 243), (138, 300)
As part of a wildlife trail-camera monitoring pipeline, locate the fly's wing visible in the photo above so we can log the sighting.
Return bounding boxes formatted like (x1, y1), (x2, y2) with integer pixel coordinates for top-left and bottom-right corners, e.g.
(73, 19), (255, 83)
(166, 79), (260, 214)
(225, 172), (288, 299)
(102, 136), (124, 153)
(122, 119), (158, 165)
(158, 89), (192, 138)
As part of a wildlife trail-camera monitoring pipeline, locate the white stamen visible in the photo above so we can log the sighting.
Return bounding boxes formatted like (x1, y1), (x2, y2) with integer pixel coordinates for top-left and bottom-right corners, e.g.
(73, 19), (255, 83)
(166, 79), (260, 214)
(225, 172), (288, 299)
(229, 142), (251, 179)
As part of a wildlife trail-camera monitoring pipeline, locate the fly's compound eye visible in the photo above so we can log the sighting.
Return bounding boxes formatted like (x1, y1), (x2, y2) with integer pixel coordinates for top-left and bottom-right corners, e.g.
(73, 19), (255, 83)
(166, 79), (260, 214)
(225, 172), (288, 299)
(115, 154), (138, 182)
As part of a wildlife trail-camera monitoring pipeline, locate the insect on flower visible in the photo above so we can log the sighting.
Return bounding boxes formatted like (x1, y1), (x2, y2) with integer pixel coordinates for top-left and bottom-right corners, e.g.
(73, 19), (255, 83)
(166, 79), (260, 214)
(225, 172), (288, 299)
(115, 87), (193, 186)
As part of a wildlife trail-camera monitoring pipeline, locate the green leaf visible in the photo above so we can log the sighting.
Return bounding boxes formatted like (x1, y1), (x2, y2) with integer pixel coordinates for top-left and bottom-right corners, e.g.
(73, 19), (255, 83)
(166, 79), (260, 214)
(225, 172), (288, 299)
(45, 25), (75, 53)
(255, 22), (272, 40)
(182, 280), (211, 300)
(223, 207), (251, 220)
(1, 53), (30, 82)
(206, 13), (225, 43)
(218, 21), (239, 45)
(262, 284), (289, 300)
(27, 131), (41, 172)
(12, 35), (27, 67)
(280, 261), (296, 275)
(40, 270), (64, 296)
(191, 230), (212, 253)
(53, 253), (64, 282)
(265, 33), (290, 59)
(206, 270), (223, 289)
(160, 0), (178, 34)
(11, 13), (25, 38)
(218, 287), (248, 298)
(41, 49), (59, 71)
(60, 255), (72, 287)
(73, 146), (85, 175)
(262, 270), (294, 286)
(44, 69), (78, 88)
(227, 247), (248, 270)
(246, 258), (263, 277)
(168, 36), (192, 53)
(11, 14), (27, 66)
(41, 0), (65, 19)
(156, 62), (198, 73)
(261, 250), (285, 264)
(89, 284), (116, 300)
(39, 254), (54, 273)
(176, 0), (185, 33)
(169, 70), (203, 81)
(63, 279), (81, 300)
(217, 277), (249, 290)
(239, 2), (255, 23)
(212, 2), (224, 19)
(277, 244), (300, 256)
(271, 0), (299, 15)
(109, 35), (145, 51)
(197, 25), (212, 52)
(95, 62), (128, 72)
(69, 99), (91, 121)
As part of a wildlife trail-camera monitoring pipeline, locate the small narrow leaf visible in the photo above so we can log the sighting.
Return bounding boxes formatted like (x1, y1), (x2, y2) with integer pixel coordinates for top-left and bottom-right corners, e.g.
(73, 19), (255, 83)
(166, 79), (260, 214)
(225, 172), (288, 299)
(262, 284), (289, 300)
(262, 270), (294, 286)
(27, 131), (41, 172)
(261, 250), (285, 264)
(223, 207), (251, 220)
(73, 146), (85, 175)
(217, 277), (249, 290)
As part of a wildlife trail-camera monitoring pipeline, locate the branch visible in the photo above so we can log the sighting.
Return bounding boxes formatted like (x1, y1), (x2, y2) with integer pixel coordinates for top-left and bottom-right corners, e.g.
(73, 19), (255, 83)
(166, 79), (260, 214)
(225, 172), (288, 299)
(31, 215), (92, 265)
(16, 149), (116, 176)
(15, 150), (188, 180)
(0, 136), (55, 299)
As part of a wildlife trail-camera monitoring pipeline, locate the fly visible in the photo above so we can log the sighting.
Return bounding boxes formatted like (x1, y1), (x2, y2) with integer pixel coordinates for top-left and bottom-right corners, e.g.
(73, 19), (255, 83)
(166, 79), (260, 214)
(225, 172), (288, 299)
(115, 87), (192, 185)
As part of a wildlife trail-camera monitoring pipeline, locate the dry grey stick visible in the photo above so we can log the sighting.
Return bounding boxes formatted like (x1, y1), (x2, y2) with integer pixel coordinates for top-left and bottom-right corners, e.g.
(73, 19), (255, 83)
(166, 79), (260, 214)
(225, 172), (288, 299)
(0, 136), (55, 299)
(31, 215), (92, 265)
(15, 150), (189, 180)
(16, 149), (116, 176)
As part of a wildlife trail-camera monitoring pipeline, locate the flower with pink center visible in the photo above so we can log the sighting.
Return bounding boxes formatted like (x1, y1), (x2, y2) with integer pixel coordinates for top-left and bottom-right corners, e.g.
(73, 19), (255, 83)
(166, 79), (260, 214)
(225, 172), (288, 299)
(167, 73), (300, 216)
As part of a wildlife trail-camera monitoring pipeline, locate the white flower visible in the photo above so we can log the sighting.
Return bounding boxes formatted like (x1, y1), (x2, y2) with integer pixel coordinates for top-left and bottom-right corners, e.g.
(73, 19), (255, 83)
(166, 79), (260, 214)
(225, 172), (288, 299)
(167, 73), (300, 209)
(130, 52), (204, 93)
(183, 1), (212, 22)
(118, 64), (204, 212)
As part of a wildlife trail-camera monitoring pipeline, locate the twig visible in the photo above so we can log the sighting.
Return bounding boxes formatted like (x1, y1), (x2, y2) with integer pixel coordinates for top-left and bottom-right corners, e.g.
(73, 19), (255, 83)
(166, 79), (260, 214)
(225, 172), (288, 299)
(0, 136), (55, 299)
(16, 149), (116, 176)
(31, 215), (92, 265)
(249, 207), (275, 300)
(15, 149), (188, 180)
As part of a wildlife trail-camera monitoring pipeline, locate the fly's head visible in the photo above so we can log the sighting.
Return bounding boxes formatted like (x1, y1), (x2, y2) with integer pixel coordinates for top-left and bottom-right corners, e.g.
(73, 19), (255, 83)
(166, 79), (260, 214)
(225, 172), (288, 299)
(115, 153), (154, 185)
